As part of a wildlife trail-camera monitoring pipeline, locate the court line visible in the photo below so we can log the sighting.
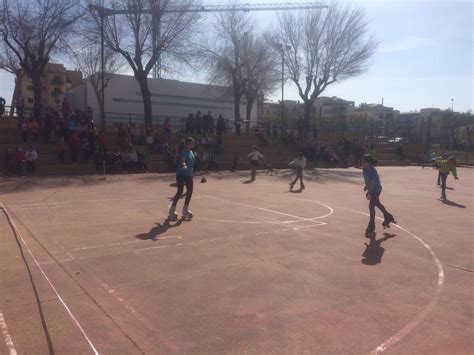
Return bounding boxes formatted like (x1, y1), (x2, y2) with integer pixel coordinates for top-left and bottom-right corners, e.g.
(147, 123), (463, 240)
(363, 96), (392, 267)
(255, 222), (327, 236)
(200, 194), (334, 223)
(50, 236), (183, 254)
(94, 280), (180, 353)
(0, 312), (17, 355)
(9, 196), (204, 210)
(201, 194), (332, 223)
(7, 192), (440, 353)
(330, 204), (445, 355)
(0, 203), (99, 355)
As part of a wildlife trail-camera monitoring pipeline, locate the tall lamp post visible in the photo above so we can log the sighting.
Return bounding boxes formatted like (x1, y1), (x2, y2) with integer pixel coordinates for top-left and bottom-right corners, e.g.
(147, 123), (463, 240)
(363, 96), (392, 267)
(451, 98), (454, 112)
(278, 44), (291, 130)
(90, 5), (108, 131)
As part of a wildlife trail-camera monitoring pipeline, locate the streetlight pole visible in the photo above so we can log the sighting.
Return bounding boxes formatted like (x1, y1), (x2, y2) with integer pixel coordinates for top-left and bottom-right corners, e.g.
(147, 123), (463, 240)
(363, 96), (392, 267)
(451, 98), (454, 112)
(100, 11), (105, 131)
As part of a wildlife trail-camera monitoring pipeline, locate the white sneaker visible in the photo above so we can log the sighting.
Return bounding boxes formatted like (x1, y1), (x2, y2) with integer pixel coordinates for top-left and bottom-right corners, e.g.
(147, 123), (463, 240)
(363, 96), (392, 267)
(182, 205), (193, 220)
(168, 205), (178, 221)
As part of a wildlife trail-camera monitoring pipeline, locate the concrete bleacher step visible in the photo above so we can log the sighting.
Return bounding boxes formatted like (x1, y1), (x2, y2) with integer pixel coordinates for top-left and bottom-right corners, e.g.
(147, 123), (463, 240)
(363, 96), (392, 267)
(1, 118), (412, 174)
(377, 160), (409, 166)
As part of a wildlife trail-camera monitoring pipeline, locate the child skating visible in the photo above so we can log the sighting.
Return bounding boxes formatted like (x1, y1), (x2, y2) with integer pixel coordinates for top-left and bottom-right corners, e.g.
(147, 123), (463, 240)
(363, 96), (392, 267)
(168, 137), (196, 221)
(435, 154), (459, 200)
(288, 152), (307, 191)
(247, 146), (264, 182)
(362, 155), (396, 237)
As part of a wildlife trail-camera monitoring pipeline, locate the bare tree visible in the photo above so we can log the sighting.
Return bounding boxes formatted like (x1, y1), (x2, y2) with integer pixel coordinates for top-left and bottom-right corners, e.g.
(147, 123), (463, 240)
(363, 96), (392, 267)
(200, 9), (253, 121)
(275, 3), (378, 134)
(0, 0), (82, 105)
(241, 34), (280, 122)
(70, 43), (124, 119)
(68, 6), (125, 119)
(95, 0), (201, 127)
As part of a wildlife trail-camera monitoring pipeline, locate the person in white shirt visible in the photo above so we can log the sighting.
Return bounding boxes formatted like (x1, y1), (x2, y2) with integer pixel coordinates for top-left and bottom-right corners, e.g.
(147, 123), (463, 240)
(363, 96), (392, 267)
(24, 145), (38, 174)
(200, 150), (210, 173)
(288, 152), (307, 191)
(247, 146), (264, 181)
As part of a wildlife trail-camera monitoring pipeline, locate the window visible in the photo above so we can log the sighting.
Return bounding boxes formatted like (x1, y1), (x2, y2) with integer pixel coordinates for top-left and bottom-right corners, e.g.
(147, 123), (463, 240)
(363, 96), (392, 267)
(52, 88), (62, 97)
(27, 85), (34, 91)
(51, 75), (64, 85)
(27, 98), (34, 103)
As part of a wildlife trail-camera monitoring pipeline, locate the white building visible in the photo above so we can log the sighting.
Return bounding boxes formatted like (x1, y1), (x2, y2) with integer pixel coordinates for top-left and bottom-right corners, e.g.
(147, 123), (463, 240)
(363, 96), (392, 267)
(257, 96), (355, 128)
(315, 96), (355, 122)
(68, 74), (256, 129)
(353, 103), (400, 136)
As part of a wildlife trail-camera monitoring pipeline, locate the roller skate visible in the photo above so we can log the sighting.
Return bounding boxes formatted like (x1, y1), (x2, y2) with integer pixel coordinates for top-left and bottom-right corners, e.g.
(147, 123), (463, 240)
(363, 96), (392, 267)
(289, 182), (294, 191)
(182, 205), (193, 221)
(365, 222), (376, 238)
(168, 205), (178, 221)
(382, 214), (396, 229)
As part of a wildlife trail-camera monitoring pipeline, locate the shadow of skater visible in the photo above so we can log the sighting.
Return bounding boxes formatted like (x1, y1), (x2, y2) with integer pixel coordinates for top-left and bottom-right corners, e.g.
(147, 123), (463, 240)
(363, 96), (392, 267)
(439, 198), (466, 208)
(362, 233), (396, 265)
(135, 219), (183, 241)
(286, 189), (302, 193)
(242, 179), (254, 184)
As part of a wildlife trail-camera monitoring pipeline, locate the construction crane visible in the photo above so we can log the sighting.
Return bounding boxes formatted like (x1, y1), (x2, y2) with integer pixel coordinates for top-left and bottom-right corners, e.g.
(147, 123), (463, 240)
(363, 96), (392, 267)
(90, 1), (328, 128)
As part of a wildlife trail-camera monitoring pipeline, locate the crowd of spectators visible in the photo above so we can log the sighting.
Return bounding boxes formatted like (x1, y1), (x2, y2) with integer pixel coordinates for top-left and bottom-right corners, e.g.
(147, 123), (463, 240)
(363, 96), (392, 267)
(300, 138), (375, 168)
(3, 95), (408, 175)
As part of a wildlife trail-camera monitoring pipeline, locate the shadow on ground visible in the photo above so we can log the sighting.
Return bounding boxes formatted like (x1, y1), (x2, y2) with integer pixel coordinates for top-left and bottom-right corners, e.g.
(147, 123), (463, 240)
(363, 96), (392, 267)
(439, 198), (466, 208)
(0, 168), (363, 194)
(361, 233), (397, 265)
(135, 219), (184, 241)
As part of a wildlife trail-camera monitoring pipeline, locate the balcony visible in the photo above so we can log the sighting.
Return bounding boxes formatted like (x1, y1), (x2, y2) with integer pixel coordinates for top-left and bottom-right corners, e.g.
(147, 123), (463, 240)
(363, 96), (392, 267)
(51, 78), (65, 85)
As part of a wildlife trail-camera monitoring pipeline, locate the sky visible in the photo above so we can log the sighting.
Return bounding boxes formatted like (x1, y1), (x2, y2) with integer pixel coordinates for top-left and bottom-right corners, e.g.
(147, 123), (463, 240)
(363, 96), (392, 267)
(0, 0), (472, 113)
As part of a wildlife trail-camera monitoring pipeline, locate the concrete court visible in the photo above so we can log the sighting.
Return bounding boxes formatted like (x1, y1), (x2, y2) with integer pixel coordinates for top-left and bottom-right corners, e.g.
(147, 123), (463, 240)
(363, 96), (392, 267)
(0, 166), (473, 354)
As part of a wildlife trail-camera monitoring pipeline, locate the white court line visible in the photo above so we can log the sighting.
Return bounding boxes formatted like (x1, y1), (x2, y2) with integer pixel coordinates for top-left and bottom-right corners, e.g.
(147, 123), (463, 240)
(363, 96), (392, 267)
(200, 194), (334, 223)
(0, 203), (99, 355)
(201, 194), (318, 221)
(331, 204), (445, 355)
(50, 235), (182, 254)
(0, 312), (17, 355)
(10, 195), (205, 210)
(255, 221), (327, 236)
(285, 197), (334, 219)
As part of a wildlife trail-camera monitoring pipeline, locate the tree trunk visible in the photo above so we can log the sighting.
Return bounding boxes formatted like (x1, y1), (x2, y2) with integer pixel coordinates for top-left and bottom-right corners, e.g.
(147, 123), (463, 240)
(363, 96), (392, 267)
(31, 72), (43, 106)
(91, 83), (103, 122)
(426, 116), (432, 147)
(136, 74), (152, 127)
(233, 87), (241, 120)
(466, 126), (472, 147)
(303, 100), (313, 138)
(245, 96), (255, 122)
(450, 128), (457, 149)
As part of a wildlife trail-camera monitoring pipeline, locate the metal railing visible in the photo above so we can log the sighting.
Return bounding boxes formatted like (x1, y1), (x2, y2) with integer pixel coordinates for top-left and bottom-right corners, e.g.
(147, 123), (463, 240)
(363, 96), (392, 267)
(103, 111), (235, 134)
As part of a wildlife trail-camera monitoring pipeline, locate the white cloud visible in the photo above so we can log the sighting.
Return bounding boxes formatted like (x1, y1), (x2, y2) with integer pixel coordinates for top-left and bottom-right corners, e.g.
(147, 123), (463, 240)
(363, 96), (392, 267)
(379, 35), (439, 53)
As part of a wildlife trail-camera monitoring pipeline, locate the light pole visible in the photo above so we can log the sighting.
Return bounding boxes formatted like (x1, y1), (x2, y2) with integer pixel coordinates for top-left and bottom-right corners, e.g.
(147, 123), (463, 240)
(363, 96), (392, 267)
(100, 10), (105, 131)
(279, 44), (291, 130)
(451, 98), (454, 112)
(90, 5), (107, 131)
